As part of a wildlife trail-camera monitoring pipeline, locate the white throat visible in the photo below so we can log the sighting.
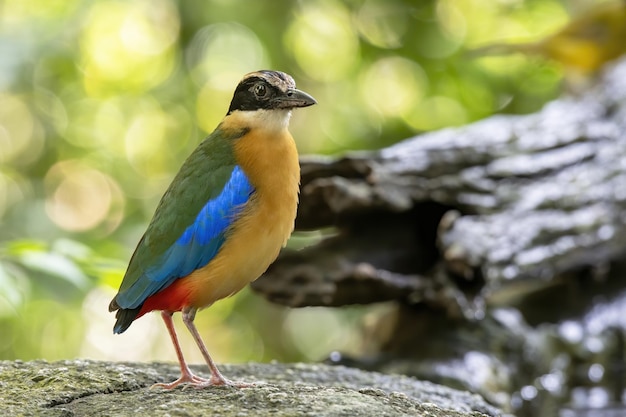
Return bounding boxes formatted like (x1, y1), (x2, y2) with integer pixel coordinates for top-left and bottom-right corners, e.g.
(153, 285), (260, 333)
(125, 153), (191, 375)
(237, 109), (292, 132)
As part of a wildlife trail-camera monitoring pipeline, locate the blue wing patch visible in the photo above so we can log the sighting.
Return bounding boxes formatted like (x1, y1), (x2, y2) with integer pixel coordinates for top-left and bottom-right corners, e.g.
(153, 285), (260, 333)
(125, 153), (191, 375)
(115, 165), (254, 309)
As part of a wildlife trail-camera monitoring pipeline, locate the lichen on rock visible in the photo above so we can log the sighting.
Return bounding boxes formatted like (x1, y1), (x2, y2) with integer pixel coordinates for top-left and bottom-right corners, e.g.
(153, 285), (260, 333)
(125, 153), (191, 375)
(0, 359), (505, 416)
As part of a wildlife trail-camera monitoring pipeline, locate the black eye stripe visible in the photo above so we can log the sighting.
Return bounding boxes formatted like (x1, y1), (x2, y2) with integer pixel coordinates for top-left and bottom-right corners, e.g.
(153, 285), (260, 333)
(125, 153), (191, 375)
(228, 79), (280, 113)
(226, 71), (301, 114)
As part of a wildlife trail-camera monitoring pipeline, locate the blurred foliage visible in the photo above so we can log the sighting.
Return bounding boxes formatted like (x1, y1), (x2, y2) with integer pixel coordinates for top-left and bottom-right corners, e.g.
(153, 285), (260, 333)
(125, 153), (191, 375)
(0, 0), (621, 363)
(468, 1), (626, 76)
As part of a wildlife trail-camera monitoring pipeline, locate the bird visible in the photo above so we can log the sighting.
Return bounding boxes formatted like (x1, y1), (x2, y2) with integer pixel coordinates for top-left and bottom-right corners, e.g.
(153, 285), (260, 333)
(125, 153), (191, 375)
(108, 70), (316, 389)
(468, 1), (626, 76)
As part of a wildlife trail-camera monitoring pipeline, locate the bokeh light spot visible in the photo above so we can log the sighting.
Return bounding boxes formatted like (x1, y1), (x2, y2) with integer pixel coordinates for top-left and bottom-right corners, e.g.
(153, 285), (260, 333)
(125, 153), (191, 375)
(360, 57), (429, 118)
(80, 0), (179, 95)
(186, 23), (269, 133)
(124, 105), (169, 176)
(44, 161), (123, 232)
(356, 0), (408, 49)
(286, 0), (360, 82)
(0, 94), (37, 164)
(437, 0), (468, 43)
(187, 22), (268, 89)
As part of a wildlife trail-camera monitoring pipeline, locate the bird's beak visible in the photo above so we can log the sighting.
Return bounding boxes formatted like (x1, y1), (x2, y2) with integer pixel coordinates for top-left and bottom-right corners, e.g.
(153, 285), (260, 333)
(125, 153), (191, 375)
(274, 88), (317, 109)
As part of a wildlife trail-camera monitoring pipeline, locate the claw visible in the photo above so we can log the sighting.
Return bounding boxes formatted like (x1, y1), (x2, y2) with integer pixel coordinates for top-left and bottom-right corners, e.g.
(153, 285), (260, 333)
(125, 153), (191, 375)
(151, 370), (209, 390)
(151, 372), (254, 390)
(192, 375), (255, 389)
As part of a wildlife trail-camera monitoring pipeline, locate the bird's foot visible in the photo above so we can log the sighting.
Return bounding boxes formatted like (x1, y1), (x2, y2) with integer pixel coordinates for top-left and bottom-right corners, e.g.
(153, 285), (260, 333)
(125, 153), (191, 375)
(151, 372), (209, 390)
(192, 374), (255, 389)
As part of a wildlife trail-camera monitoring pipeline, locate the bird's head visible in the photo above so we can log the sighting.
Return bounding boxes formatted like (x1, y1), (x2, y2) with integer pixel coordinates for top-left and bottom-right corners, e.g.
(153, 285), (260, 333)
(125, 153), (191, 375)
(227, 70), (316, 115)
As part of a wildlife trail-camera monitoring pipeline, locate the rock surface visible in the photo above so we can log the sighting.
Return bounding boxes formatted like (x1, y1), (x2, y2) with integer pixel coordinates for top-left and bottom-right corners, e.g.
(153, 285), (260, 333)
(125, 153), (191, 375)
(0, 360), (505, 416)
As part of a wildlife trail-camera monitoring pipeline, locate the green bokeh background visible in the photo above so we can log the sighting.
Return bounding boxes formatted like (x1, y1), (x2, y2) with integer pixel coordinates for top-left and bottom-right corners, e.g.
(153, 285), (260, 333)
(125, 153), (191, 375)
(0, 0), (608, 364)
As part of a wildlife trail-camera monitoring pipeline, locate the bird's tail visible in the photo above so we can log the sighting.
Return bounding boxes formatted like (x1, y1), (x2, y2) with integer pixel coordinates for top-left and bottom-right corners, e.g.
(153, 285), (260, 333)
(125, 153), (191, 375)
(109, 297), (141, 334)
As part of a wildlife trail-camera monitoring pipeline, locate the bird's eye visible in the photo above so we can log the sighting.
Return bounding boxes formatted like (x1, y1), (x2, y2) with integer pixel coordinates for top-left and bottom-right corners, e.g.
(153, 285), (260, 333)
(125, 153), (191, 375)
(254, 83), (267, 97)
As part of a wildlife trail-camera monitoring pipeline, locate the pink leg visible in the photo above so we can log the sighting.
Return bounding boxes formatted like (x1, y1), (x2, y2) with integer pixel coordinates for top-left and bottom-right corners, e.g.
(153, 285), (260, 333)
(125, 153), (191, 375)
(151, 311), (209, 389)
(182, 307), (253, 388)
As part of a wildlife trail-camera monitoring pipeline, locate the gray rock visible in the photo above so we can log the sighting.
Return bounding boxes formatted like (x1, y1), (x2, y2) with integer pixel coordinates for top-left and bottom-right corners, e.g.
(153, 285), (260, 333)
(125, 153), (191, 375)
(0, 360), (506, 416)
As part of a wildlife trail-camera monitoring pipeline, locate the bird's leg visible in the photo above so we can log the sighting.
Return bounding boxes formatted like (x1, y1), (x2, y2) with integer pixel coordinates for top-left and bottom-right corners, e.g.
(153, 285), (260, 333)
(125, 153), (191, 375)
(151, 310), (209, 389)
(182, 307), (253, 388)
